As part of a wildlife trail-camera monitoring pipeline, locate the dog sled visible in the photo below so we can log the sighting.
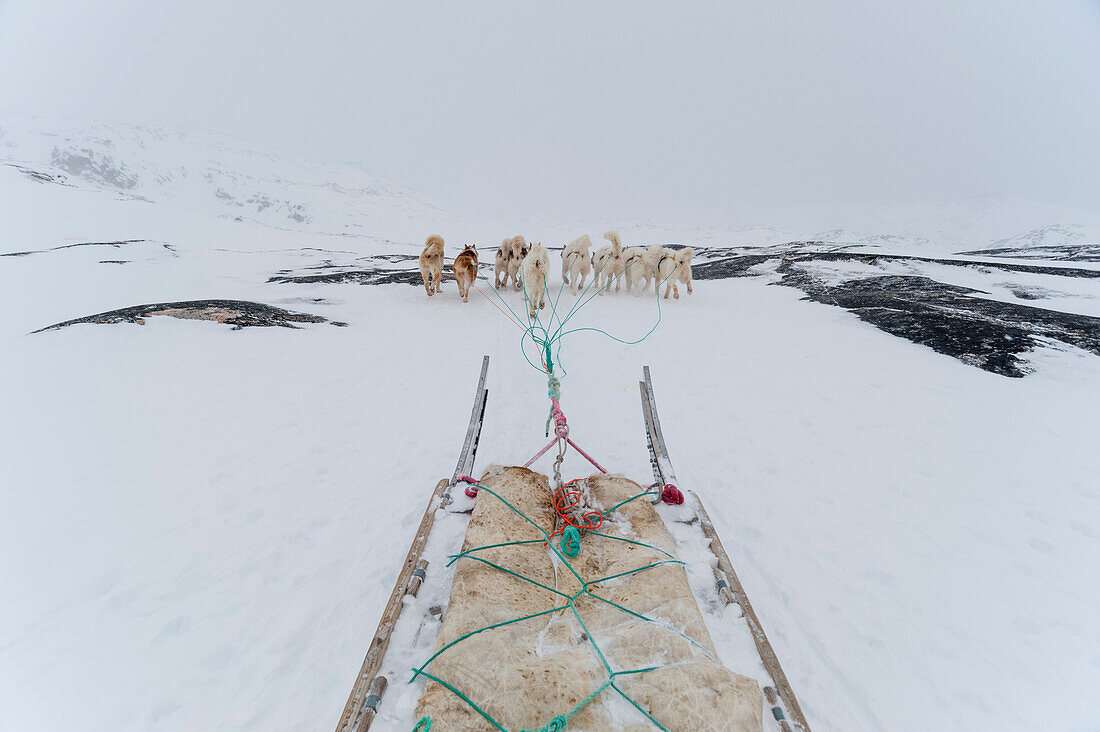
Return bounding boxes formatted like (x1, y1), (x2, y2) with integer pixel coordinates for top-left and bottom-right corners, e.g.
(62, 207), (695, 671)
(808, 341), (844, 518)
(336, 357), (809, 732)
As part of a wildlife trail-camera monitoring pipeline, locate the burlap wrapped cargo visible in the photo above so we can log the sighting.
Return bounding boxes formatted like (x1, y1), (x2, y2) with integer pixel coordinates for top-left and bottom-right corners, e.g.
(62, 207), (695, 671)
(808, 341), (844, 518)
(415, 466), (762, 730)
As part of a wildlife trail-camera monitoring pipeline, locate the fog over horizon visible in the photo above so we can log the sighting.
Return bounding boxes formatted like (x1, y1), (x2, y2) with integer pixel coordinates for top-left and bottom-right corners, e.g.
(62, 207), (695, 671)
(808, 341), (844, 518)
(1, 0), (1098, 224)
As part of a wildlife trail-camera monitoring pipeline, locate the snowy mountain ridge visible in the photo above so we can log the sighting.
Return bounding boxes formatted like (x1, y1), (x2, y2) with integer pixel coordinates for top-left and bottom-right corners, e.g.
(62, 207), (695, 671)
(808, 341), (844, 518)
(4, 115), (1100, 256)
(0, 114), (454, 238)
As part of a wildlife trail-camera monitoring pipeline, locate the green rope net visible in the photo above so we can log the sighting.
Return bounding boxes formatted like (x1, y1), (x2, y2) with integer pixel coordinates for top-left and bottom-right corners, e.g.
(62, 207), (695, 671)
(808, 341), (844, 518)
(409, 480), (712, 732)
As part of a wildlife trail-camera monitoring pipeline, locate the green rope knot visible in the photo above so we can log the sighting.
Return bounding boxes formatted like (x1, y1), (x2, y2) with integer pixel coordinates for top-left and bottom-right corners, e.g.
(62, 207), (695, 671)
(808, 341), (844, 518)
(411, 717), (432, 731)
(546, 373), (561, 401)
(544, 373), (562, 437)
(522, 714), (568, 732)
(560, 526), (581, 558)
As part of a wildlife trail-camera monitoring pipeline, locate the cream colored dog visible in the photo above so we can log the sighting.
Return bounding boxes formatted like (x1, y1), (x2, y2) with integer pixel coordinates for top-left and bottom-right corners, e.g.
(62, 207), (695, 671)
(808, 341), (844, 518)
(508, 236), (528, 291)
(592, 230), (625, 294)
(655, 246), (695, 299)
(494, 237), (513, 289)
(640, 245), (671, 293)
(520, 242), (550, 317)
(621, 245), (648, 293)
(418, 234), (445, 296)
(561, 234), (593, 295)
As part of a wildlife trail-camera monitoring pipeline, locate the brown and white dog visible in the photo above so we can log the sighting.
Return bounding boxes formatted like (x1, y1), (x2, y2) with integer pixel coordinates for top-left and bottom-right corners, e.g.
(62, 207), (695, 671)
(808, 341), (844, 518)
(561, 234), (593, 295)
(494, 237), (513, 289)
(418, 234), (445, 296)
(655, 246), (695, 299)
(592, 230), (625, 294)
(508, 235), (529, 291)
(520, 242), (550, 317)
(453, 245), (479, 302)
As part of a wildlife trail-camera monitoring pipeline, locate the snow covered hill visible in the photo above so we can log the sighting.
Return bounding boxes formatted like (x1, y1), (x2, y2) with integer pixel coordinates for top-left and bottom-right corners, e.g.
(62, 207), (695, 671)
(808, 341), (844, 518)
(0, 114), (461, 247)
(2, 117), (1100, 732)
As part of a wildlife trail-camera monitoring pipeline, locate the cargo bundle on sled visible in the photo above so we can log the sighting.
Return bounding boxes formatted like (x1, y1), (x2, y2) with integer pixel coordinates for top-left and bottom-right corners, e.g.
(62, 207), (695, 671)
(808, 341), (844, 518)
(336, 358), (809, 732)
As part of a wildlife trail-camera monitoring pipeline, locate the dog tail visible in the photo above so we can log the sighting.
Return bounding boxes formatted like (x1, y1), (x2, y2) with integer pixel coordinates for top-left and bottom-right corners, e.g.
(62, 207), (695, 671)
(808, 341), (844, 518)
(425, 234), (444, 250)
(604, 230), (622, 257)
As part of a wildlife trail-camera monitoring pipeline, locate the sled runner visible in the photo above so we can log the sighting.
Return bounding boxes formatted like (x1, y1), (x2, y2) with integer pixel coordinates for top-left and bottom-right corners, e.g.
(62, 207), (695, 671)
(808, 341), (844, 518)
(336, 360), (810, 731)
(639, 366), (809, 732)
(336, 356), (490, 732)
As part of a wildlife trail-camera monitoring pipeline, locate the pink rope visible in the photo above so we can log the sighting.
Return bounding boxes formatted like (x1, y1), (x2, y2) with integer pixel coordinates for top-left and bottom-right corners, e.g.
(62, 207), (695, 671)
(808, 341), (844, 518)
(522, 436), (559, 469)
(565, 437), (608, 474)
(521, 399), (609, 474)
(549, 398), (568, 438)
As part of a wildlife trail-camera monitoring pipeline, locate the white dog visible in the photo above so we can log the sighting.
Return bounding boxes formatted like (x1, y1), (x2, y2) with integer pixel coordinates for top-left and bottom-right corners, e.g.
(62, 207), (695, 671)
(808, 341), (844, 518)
(509, 235), (528, 291)
(655, 246), (695, 299)
(561, 234), (593, 295)
(640, 245), (672, 293)
(521, 242), (550, 317)
(494, 237), (513, 289)
(592, 230), (625, 294)
(621, 245), (648, 293)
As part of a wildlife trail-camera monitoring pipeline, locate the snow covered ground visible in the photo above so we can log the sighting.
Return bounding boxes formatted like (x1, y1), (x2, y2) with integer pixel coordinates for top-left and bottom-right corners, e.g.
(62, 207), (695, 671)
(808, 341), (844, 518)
(2, 119), (1100, 732)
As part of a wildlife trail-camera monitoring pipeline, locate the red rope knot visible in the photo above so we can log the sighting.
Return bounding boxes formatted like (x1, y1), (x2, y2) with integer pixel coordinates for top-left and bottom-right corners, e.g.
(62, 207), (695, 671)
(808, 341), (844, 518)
(551, 398), (569, 439)
(457, 474), (479, 498)
(661, 483), (684, 505)
(548, 479), (604, 543)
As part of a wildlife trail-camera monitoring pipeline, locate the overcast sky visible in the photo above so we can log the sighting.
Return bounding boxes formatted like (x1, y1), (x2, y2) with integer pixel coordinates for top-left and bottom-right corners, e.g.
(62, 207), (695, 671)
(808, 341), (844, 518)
(1, 1), (1098, 221)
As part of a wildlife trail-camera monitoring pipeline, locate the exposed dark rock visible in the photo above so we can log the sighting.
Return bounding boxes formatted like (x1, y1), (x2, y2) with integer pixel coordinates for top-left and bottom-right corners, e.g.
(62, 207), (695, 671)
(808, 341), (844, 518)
(689, 254), (778, 280)
(956, 244), (1100, 263)
(1, 239), (153, 258)
(34, 300), (335, 333)
(270, 268), (429, 286)
(50, 146), (138, 189)
(781, 250), (1100, 279)
(4, 163), (72, 186)
(776, 264), (1100, 377)
(269, 252), (494, 286)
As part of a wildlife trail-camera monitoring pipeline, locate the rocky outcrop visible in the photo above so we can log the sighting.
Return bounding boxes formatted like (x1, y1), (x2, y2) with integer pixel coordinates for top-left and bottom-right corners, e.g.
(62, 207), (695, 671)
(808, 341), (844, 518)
(33, 299), (344, 332)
